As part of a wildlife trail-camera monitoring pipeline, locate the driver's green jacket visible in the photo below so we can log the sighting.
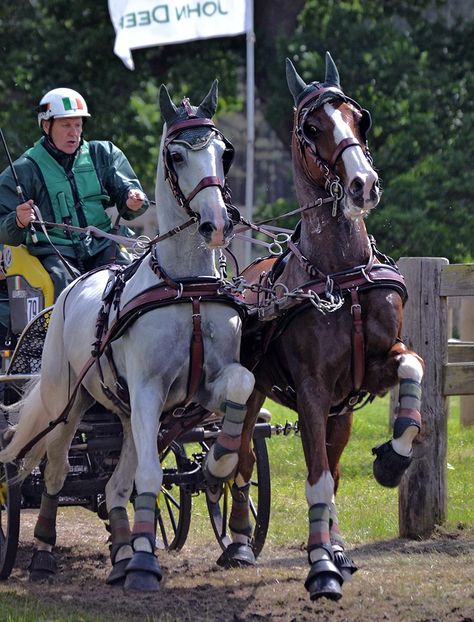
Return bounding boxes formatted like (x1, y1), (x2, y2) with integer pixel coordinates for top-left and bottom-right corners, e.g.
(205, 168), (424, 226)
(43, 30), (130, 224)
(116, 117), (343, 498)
(0, 138), (149, 260)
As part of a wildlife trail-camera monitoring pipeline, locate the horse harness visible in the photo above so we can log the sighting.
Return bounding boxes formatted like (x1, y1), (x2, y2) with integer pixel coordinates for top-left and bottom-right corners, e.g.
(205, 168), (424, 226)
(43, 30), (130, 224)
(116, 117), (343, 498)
(14, 111), (240, 461)
(15, 254), (246, 461)
(163, 110), (236, 222)
(247, 240), (407, 414)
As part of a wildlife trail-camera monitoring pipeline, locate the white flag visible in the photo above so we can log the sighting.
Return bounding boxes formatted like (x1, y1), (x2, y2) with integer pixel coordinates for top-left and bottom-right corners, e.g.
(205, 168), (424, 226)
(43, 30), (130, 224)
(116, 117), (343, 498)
(108, 0), (252, 70)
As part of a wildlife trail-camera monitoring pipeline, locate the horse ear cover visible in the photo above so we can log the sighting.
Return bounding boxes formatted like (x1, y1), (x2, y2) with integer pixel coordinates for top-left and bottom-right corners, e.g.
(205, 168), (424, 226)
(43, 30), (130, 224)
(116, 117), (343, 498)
(159, 84), (178, 126)
(197, 79), (218, 119)
(286, 58), (307, 104)
(324, 51), (341, 88)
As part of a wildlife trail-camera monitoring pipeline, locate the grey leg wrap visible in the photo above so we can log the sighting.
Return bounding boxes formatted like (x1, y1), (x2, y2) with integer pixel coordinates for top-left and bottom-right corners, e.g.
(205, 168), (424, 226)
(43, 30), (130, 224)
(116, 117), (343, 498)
(33, 492), (59, 546)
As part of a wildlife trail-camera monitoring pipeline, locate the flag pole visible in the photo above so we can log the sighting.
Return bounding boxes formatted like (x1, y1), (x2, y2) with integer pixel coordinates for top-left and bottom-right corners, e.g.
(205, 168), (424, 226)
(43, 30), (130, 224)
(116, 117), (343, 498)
(244, 0), (255, 267)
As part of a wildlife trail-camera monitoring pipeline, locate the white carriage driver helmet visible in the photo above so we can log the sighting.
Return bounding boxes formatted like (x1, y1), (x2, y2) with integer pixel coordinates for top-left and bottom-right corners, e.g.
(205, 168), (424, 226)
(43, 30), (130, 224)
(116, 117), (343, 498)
(37, 88), (91, 128)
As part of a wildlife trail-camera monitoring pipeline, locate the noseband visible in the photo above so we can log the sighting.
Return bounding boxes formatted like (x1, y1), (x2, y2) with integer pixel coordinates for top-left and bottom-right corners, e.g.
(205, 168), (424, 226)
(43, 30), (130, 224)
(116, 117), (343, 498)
(294, 85), (373, 211)
(163, 112), (235, 221)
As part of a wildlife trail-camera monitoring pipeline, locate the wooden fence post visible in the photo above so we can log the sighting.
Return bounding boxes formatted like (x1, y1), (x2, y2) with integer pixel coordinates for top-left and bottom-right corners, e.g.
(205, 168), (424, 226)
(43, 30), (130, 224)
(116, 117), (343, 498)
(395, 257), (449, 538)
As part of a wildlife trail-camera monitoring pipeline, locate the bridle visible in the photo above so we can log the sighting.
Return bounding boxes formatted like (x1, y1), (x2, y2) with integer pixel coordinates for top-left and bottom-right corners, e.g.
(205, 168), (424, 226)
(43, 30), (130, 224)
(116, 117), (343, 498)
(162, 105), (235, 222)
(294, 85), (373, 215)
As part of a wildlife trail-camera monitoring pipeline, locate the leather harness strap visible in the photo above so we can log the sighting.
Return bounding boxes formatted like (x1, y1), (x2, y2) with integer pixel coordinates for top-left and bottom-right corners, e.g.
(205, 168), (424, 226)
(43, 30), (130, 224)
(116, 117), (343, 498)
(329, 137), (361, 169)
(350, 288), (364, 392)
(16, 276), (245, 461)
(250, 262), (407, 398)
(188, 298), (204, 402)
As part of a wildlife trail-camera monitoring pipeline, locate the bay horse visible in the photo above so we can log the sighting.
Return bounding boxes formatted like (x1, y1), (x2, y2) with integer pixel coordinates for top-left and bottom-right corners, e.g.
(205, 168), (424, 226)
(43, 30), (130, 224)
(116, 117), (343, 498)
(0, 81), (255, 591)
(221, 53), (424, 601)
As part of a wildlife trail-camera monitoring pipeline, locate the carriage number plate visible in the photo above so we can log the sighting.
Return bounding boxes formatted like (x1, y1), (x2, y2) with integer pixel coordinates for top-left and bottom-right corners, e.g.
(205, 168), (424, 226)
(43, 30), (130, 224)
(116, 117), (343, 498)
(27, 297), (41, 322)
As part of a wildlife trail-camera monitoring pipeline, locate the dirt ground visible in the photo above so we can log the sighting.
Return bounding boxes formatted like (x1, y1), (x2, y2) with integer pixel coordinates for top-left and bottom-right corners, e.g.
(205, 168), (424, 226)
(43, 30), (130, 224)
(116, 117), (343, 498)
(1, 507), (473, 622)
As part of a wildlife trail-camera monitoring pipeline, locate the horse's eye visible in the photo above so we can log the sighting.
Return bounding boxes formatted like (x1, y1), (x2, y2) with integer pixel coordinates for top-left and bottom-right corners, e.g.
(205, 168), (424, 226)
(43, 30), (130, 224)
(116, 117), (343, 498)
(306, 125), (318, 138)
(171, 152), (184, 164)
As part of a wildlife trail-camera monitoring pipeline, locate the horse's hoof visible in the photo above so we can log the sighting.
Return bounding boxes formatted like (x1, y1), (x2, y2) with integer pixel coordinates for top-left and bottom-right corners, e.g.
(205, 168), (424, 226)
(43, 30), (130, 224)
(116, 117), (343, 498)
(304, 559), (343, 601)
(28, 550), (57, 582)
(106, 558), (130, 586)
(333, 549), (358, 582)
(124, 570), (160, 592)
(216, 542), (256, 568)
(372, 440), (412, 487)
(124, 551), (162, 592)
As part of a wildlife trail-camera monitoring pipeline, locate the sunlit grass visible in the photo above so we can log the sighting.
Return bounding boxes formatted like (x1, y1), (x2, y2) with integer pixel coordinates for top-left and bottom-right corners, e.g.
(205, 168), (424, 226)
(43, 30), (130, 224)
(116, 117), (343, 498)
(262, 395), (473, 546)
(186, 395), (473, 551)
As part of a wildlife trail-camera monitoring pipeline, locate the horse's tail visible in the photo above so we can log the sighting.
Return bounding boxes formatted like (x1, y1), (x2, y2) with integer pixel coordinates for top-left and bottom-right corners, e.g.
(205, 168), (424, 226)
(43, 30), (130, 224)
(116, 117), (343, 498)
(0, 378), (51, 481)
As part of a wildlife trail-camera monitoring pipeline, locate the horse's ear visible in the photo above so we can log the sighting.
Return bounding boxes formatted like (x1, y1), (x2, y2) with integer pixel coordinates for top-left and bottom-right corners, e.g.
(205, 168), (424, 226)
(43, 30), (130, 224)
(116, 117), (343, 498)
(324, 51), (341, 88)
(159, 84), (178, 125)
(198, 79), (218, 118)
(286, 58), (307, 104)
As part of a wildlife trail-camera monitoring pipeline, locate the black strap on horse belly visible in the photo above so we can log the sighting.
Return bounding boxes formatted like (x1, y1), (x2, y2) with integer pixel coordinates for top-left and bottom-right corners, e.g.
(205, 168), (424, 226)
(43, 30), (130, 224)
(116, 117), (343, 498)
(350, 288), (364, 392)
(186, 297), (204, 404)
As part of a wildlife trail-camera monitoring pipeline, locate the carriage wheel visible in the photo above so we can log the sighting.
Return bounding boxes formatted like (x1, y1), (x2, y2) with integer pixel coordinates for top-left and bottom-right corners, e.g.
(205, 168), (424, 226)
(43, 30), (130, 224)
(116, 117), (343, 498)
(205, 436), (271, 558)
(0, 426), (21, 580)
(156, 441), (192, 551)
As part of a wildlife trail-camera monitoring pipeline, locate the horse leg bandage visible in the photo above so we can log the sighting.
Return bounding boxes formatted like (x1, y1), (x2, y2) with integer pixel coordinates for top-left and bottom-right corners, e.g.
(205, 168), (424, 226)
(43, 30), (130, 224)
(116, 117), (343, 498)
(328, 498), (344, 549)
(229, 482), (253, 543)
(395, 378), (422, 430)
(213, 401), (247, 459)
(34, 492), (59, 547)
(131, 493), (157, 553)
(207, 401), (247, 479)
(392, 379), (422, 456)
(109, 506), (132, 563)
(307, 503), (332, 563)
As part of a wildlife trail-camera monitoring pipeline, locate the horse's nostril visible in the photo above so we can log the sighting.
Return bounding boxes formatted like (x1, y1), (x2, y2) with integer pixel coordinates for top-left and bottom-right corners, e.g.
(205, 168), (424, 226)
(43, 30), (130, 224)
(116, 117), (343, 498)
(350, 178), (364, 197)
(223, 220), (233, 239)
(198, 221), (217, 238)
(371, 180), (380, 201)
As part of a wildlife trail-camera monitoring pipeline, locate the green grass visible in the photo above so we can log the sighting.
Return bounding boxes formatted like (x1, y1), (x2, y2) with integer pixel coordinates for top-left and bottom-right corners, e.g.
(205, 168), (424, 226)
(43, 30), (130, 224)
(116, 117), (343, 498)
(262, 395), (474, 545)
(188, 395), (473, 548)
(0, 593), (97, 622)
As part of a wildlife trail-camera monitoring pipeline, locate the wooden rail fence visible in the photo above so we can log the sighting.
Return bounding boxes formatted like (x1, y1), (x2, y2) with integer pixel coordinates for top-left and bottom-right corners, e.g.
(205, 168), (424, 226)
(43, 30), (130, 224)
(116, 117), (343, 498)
(391, 257), (474, 538)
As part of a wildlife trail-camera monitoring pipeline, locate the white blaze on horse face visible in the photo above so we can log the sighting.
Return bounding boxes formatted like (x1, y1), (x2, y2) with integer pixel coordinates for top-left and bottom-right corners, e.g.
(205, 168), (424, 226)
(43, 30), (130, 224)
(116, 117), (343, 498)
(325, 102), (379, 219)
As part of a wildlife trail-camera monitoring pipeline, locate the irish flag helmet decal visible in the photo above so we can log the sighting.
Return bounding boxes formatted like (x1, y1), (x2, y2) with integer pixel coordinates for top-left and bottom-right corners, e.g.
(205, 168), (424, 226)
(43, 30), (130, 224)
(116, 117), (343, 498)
(38, 87), (90, 126)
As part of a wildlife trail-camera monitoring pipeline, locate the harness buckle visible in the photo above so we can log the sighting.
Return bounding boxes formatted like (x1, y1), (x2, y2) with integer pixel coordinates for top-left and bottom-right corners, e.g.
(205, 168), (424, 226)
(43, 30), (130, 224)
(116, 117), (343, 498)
(172, 407), (186, 418)
(174, 283), (184, 299)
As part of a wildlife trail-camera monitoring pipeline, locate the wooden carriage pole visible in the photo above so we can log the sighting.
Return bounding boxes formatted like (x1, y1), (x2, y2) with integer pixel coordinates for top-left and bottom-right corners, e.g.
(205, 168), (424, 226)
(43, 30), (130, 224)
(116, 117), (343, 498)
(394, 257), (449, 538)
